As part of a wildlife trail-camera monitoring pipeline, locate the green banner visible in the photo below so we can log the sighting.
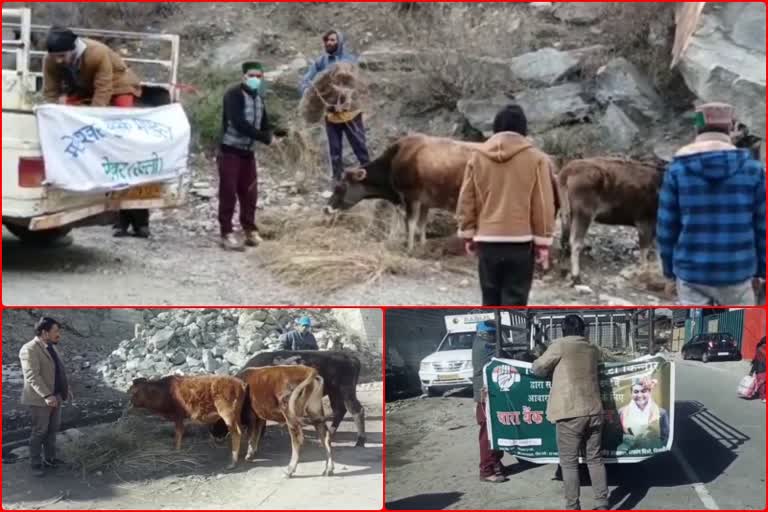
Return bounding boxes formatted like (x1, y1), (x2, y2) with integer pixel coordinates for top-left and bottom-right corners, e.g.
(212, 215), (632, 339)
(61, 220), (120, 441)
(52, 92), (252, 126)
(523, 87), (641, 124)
(484, 355), (675, 463)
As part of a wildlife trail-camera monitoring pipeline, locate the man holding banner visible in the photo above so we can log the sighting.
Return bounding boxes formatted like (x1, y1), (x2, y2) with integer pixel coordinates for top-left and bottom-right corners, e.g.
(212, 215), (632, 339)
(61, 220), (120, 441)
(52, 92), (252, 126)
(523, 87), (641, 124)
(531, 315), (609, 511)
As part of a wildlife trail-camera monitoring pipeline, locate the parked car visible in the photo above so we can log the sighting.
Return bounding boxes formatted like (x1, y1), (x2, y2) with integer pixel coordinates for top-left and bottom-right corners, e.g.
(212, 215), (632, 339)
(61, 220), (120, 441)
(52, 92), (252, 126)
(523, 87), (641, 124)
(418, 331), (475, 397)
(681, 332), (741, 363)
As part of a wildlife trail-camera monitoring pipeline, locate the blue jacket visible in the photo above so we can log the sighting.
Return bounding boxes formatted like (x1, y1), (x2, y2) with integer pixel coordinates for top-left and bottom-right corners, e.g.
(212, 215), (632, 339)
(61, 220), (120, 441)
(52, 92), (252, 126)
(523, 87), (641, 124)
(299, 31), (358, 95)
(657, 148), (766, 286)
(278, 330), (319, 351)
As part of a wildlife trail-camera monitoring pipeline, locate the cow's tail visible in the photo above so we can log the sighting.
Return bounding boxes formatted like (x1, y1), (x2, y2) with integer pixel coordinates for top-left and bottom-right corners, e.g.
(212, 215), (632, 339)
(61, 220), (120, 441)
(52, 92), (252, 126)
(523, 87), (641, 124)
(557, 167), (572, 257)
(240, 382), (252, 428)
(288, 371), (325, 426)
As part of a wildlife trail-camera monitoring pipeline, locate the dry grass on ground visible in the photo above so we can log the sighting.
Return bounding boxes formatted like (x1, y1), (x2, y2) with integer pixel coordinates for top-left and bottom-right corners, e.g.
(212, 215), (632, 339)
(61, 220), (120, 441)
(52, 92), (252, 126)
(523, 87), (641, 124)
(60, 416), (206, 480)
(255, 204), (472, 293)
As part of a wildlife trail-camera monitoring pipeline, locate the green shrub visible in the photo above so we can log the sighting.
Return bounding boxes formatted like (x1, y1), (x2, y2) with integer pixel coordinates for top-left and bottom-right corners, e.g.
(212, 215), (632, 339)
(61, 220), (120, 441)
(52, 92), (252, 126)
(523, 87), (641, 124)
(180, 69), (237, 153)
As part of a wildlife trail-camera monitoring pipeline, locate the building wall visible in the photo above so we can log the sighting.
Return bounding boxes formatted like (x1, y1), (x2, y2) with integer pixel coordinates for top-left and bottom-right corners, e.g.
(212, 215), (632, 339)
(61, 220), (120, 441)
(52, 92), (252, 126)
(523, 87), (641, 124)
(331, 309), (383, 350)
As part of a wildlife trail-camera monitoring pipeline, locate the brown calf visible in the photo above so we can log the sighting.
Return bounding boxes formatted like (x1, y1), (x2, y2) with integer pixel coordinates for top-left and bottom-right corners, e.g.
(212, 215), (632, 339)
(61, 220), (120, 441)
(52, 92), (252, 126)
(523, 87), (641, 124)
(127, 375), (247, 469)
(239, 365), (334, 478)
(557, 157), (665, 284)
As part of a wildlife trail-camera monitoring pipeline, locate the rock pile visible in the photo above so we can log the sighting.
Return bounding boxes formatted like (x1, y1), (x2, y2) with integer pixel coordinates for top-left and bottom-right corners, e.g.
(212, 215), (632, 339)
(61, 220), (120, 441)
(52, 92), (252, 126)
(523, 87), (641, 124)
(97, 309), (379, 391)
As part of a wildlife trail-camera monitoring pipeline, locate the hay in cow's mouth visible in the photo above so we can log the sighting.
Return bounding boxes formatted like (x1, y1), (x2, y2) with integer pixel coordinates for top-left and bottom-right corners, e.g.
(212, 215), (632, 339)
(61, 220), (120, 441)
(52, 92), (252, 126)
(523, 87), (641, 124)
(60, 416), (205, 479)
(255, 205), (470, 293)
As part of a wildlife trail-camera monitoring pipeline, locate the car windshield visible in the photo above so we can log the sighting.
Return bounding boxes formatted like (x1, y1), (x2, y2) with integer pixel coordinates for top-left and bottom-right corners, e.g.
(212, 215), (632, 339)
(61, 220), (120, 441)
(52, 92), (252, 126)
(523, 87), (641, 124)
(715, 334), (734, 343)
(437, 333), (476, 351)
(437, 329), (519, 351)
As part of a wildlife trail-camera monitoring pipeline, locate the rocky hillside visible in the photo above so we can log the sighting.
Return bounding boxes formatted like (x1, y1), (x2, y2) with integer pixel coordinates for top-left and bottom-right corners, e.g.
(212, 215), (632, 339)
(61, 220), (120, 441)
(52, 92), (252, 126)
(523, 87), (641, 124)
(11, 2), (765, 165)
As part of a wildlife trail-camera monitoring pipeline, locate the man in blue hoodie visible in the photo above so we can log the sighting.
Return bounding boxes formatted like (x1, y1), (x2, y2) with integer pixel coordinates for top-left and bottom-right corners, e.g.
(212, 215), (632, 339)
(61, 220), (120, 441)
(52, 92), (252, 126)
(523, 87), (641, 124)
(299, 30), (370, 181)
(657, 103), (766, 306)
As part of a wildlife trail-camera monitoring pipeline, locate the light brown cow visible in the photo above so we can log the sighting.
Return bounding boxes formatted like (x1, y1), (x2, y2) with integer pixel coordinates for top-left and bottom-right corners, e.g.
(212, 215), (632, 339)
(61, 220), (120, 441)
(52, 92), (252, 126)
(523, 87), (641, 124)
(325, 134), (561, 252)
(557, 157), (666, 284)
(239, 365), (334, 478)
(127, 375), (247, 469)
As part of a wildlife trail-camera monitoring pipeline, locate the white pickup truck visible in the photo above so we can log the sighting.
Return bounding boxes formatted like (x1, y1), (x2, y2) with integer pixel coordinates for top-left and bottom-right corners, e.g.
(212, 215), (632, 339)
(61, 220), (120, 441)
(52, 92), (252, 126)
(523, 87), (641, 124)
(2, 8), (188, 245)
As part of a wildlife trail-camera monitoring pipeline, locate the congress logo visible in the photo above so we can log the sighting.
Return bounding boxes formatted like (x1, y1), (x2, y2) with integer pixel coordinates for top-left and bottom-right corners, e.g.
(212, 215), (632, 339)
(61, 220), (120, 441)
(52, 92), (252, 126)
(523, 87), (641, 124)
(492, 365), (521, 392)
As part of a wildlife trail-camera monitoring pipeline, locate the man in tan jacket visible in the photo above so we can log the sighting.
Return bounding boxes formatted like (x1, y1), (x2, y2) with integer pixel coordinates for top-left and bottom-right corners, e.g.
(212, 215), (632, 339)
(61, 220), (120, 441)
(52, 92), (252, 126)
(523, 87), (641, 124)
(456, 104), (557, 306)
(44, 26), (150, 239)
(531, 314), (608, 510)
(19, 317), (70, 477)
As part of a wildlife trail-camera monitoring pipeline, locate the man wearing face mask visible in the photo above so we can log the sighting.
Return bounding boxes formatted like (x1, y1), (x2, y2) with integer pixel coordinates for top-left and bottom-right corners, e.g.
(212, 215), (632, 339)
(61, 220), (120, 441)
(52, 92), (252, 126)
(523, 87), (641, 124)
(218, 61), (277, 251)
(43, 26), (150, 239)
(299, 30), (370, 182)
(279, 317), (320, 351)
(19, 317), (71, 477)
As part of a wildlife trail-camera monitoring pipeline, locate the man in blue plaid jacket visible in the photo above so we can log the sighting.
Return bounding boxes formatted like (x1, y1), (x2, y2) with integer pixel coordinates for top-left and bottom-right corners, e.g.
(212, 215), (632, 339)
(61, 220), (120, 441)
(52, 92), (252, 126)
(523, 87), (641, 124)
(657, 102), (766, 306)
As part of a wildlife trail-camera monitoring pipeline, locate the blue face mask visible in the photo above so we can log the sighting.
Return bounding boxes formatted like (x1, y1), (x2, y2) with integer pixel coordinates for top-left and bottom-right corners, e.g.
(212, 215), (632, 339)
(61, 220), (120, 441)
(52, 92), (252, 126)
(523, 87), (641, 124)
(245, 77), (262, 91)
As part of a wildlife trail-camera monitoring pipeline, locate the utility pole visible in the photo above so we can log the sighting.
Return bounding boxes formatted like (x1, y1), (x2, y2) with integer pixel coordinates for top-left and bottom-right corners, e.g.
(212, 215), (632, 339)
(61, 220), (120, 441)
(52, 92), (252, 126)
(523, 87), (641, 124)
(649, 309), (656, 354)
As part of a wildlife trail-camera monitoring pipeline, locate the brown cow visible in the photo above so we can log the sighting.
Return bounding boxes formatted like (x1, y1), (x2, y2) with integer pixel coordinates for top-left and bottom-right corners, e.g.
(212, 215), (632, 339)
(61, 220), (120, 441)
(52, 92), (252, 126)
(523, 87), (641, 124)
(557, 157), (666, 284)
(325, 134), (561, 252)
(239, 365), (334, 478)
(127, 375), (246, 469)
(324, 135), (484, 252)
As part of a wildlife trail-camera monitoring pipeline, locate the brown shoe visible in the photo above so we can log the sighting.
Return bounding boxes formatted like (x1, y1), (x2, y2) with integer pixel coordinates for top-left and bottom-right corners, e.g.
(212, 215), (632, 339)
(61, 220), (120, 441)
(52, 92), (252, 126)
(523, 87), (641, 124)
(244, 231), (263, 247)
(220, 234), (245, 252)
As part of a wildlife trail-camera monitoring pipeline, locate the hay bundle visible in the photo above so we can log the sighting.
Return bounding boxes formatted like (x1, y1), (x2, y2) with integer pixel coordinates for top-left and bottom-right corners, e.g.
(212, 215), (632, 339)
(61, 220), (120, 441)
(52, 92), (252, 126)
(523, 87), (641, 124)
(300, 62), (370, 124)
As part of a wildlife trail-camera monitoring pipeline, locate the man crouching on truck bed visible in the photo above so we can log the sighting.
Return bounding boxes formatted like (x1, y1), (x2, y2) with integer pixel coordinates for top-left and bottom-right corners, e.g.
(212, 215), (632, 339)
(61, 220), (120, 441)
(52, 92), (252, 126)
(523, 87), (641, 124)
(43, 26), (152, 239)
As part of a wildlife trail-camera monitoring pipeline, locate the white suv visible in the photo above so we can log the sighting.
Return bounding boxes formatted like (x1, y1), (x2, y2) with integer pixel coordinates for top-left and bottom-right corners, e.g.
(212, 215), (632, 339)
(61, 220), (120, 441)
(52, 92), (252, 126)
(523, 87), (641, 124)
(418, 331), (476, 396)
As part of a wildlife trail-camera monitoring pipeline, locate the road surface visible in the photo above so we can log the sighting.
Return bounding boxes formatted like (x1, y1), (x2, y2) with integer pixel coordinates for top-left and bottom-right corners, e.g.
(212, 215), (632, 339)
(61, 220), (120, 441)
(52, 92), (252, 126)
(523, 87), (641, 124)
(385, 358), (765, 510)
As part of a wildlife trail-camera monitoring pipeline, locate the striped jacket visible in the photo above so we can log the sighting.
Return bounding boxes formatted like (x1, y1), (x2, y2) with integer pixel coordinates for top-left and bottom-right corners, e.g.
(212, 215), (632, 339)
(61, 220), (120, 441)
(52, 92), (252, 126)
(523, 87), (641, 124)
(657, 138), (766, 286)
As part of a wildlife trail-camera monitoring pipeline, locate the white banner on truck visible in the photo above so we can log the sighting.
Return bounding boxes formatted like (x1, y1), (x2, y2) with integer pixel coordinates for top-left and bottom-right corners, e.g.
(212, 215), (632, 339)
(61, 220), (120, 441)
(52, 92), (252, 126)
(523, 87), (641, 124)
(35, 103), (191, 193)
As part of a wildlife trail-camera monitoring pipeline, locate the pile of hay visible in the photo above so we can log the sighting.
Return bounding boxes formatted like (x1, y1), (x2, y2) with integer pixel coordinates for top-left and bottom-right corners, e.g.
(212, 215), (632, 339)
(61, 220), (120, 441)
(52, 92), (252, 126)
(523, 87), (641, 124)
(300, 62), (370, 124)
(257, 210), (415, 293)
(60, 416), (205, 479)
(255, 205), (472, 293)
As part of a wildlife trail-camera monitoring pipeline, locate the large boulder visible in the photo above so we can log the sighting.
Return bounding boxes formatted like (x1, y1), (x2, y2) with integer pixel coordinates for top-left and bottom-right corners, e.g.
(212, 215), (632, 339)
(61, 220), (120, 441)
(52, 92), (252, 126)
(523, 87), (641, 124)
(510, 48), (580, 86)
(510, 45), (608, 87)
(148, 327), (175, 351)
(675, 2), (766, 137)
(458, 83), (592, 137)
(552, 3), (609, 24)
(595, 58), (665, 121)
(600, 104), (640, 152)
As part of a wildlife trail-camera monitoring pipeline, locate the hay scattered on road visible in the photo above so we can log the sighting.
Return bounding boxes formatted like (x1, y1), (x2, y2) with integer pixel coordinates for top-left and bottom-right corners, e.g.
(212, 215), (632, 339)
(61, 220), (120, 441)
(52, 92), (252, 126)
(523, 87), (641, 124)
(60, 417), (205, 479)
(255, 205), (469, 293)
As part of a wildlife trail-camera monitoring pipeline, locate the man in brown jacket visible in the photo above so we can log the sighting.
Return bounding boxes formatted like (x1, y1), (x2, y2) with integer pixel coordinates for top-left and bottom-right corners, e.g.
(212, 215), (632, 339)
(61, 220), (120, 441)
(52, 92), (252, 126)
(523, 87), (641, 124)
(531, 314), (608, 510)
(44, 26), (150, 238)
(19, 317), (70, 477)
(456, 104), (557, 306)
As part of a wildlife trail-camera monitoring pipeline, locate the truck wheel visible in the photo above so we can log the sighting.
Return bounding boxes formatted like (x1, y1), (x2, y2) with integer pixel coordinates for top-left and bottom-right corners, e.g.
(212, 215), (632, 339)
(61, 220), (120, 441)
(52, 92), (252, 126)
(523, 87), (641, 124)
(4, 224), (73, 247)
